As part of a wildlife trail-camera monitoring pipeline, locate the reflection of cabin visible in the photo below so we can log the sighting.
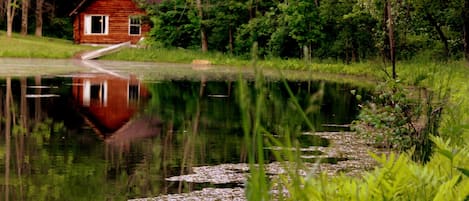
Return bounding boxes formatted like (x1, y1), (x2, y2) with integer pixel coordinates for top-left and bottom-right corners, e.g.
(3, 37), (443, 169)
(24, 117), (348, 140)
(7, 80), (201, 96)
(72, 74), (149, 134)
(69, 0), (152, 44)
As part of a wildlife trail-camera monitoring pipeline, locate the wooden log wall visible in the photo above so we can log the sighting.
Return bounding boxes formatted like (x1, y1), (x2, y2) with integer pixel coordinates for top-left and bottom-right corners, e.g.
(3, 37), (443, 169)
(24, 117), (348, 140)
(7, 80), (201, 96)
(73, 0), (150, 44)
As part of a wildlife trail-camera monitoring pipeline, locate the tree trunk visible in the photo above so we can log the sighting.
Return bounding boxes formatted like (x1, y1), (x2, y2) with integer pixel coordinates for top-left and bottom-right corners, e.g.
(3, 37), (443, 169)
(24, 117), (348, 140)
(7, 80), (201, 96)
(16, 79), (26, 200)
(426, 13), (449, 59)
(387, 0), (397, 79)
(229, 26), (234, 54)
(21, 0), (29, 35)
(20, 78), (28, 134)
(35, 0), (44, 37)
(464, 0), (469, 62)
(1, 1), (6, 25)
(248, 0), (257, 19)
(303, 45), (311, 63)
(352, 44), (357, 63)
(34, 76), (42, 121)
(6, 0), (18, 38)
(196, 0), (208, 52)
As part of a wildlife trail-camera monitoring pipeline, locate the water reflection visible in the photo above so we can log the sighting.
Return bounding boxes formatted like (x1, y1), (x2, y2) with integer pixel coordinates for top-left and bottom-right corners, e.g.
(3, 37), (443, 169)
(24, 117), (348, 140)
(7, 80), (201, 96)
(71, 73), (156, 140)
(0, 73), (367, 200)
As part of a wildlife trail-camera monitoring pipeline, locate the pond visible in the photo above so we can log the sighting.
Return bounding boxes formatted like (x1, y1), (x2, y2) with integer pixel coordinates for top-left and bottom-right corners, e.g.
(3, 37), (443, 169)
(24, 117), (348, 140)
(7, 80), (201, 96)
(0, 60), (370, 200)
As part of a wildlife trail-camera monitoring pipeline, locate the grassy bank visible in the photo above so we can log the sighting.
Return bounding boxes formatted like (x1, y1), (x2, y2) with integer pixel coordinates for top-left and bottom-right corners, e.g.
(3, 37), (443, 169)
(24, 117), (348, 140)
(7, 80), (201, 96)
(0, 31), (94, 58)
(103, 47), (377, 76)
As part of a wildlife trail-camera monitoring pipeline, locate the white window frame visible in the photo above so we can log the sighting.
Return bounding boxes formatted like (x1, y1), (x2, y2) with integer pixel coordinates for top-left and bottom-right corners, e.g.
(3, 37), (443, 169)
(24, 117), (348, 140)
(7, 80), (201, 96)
(84, 15), (109, 35)
(83, 80), (108, 107)
(128, 16), (141, 36)
(127, 82), (140, 105)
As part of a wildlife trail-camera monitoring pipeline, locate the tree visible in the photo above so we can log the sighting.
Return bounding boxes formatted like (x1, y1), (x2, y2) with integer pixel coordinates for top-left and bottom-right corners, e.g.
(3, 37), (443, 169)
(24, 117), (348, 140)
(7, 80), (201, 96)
(0, 1), (6, 26)
(21, 0), (29, 35)
(386, 0), (396, 79)
(195, 0), (208, 52)
(464, 0), (469, 61)
(281, 0), (322, 60)
(6, 0), (18, 37)
(355, 0), (398, 78)
(140, 0), (468, 61)
(205, 0), (248, 53)
(412, 0), (452, 59)
(35, 0), (44, 37)
(4, 77), (12, 201)
(146, 0), (200, 49)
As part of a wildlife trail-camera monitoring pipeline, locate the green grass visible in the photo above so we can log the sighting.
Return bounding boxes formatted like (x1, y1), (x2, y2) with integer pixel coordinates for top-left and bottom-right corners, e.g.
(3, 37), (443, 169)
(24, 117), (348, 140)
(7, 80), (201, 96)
(101, 47), (252, 66)
(0, 31), (95, 58)
(102, 46), (395, 80)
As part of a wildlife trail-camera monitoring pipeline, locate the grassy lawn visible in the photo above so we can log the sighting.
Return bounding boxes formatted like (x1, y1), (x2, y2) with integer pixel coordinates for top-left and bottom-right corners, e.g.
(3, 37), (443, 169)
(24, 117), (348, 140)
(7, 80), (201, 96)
(0, 31), (95, 58)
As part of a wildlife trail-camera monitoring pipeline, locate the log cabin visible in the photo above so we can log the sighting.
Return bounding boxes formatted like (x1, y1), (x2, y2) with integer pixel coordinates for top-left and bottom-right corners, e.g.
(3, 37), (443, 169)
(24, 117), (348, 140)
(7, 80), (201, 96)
(69, 0), (153, 44)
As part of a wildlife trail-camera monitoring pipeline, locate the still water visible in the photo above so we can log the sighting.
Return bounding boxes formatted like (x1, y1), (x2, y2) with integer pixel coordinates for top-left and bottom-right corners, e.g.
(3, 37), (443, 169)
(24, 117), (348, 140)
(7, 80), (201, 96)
(0, 73), (366, 200)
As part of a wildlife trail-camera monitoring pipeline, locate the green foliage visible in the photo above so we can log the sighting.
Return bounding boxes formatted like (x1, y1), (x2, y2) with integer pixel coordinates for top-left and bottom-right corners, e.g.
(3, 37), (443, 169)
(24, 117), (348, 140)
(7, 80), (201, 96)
(269, 136), (469, 201)
(352, 77), (451, 163)
(145, 0), (200, 49)
(236, 59), (468, 200)
(352, 81), (422, 150)
(140, 0), (468, 62)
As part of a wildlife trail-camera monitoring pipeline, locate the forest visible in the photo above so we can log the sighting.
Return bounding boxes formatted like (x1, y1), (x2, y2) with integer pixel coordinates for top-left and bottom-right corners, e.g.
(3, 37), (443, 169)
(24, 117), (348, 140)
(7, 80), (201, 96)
(1, 0), (469, 65)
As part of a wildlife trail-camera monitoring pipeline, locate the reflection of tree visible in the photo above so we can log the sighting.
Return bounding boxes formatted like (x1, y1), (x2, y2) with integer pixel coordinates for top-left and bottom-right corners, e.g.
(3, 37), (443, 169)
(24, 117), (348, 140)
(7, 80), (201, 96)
(0, 77), (112, 200)
(15, 78), (27, 200)
(35, 76), (42, 123)
(178, 78), (205, 193)
(5, 77), (12, 201)
(141, 80), (247, 194)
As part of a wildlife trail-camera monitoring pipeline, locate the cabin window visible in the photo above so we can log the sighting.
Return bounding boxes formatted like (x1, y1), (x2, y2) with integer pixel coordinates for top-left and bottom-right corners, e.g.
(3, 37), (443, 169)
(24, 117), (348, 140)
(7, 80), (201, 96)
(84, 15), (109, 35)
(129, 16), (141, 35)
(128, 84), (140, 105)
(83, 80), (108, 107)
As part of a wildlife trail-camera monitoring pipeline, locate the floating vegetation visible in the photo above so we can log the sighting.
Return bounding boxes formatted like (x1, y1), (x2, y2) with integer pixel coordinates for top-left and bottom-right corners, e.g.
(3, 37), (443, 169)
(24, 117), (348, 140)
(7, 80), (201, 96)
(134, 132), (387, 201)
(129, 188), (246, 201)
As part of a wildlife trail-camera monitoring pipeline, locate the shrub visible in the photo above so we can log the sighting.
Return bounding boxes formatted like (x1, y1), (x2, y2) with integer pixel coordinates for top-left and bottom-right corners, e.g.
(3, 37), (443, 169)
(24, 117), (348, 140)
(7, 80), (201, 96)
(351, 80), (444, 162)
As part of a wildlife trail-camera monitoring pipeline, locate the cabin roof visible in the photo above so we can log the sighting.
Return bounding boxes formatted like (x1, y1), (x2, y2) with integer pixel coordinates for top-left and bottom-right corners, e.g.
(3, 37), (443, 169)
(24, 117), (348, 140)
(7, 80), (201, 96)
(69, 0), (161, 16)
(69, 0), (91, 16)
